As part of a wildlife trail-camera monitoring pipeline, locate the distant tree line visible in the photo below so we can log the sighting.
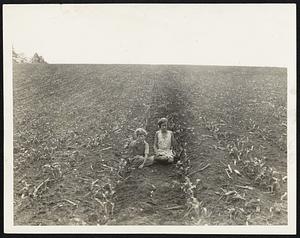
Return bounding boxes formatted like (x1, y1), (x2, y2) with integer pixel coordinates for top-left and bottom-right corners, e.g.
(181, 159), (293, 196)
(31, 53), (47, 64)
(13, 49), (48, 64)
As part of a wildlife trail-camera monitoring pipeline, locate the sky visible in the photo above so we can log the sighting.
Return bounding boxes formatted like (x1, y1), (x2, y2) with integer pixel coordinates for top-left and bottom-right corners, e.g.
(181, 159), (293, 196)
(4, 4), (296, 66)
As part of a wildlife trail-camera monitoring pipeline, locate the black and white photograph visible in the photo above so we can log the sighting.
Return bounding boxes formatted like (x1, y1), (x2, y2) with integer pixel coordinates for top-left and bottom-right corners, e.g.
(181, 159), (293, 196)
(3, 4), (296, 234)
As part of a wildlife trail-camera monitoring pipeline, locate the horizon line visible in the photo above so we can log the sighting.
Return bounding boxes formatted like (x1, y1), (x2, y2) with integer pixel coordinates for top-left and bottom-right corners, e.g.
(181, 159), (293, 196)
(13, 62), (288, 69)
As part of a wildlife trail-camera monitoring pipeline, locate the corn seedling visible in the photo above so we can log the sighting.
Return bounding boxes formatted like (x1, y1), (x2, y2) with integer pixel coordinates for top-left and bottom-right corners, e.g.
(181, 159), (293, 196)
(33, 177), (50, 198)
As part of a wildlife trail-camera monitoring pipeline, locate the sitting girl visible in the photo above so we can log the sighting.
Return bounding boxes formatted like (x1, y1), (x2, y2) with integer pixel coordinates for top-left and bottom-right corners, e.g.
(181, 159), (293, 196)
(128, 128), (154, 169)
(153, 117), (178, 163)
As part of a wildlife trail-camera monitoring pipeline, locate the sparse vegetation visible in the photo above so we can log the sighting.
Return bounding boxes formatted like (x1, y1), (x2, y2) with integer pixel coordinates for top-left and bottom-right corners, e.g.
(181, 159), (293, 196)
(13, 64), (287, 225)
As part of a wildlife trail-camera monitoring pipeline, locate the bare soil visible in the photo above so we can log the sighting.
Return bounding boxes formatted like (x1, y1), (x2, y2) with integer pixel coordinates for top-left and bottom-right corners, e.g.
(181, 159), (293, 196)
(13, 64), (287, 225)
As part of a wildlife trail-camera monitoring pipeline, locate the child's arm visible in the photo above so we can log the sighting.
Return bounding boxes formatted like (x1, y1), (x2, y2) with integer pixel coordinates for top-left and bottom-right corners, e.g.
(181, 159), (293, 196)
(145, 142), (149, 158)
(139, 142), (149, 168)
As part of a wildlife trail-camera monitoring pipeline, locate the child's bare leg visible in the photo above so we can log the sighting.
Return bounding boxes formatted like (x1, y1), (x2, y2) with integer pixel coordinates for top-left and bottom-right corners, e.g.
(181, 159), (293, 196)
(155, 154), (174, 164)
(130, 155), (145, 169)
(134, 155), (144, 159)
(139, 156), (154, 168)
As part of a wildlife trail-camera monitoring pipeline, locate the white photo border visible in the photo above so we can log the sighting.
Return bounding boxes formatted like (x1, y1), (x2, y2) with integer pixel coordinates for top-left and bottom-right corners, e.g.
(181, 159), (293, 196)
(3, 3), (297, 234)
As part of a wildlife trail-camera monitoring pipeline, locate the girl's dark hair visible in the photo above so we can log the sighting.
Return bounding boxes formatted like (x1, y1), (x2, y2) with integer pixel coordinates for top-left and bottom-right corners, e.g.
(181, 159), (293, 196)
(158, 117), (168, 128)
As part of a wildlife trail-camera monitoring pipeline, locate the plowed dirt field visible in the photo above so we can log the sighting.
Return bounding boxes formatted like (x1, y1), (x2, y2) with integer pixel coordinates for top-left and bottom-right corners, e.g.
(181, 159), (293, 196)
(13, 64), (287, 225)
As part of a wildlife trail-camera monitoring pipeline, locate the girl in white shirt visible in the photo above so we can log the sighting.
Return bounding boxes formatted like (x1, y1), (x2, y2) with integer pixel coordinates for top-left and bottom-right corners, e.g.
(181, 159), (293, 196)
(153, 118), (178, 163)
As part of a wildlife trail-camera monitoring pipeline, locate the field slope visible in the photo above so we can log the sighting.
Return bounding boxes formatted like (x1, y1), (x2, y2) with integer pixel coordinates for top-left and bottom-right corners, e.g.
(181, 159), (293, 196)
(13, 64), (287, 225)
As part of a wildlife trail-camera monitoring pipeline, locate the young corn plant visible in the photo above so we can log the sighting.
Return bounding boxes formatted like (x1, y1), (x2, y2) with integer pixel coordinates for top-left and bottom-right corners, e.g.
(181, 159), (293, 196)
(225, 136), (285, 193)
(180, 174), (209, 223)
(92, 180), (116, 224)
(42, 162), (63, 179)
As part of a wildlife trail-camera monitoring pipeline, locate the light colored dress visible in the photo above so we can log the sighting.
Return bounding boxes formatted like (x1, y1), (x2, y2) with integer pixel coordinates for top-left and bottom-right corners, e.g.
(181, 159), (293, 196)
(156, 130), (174, 159)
